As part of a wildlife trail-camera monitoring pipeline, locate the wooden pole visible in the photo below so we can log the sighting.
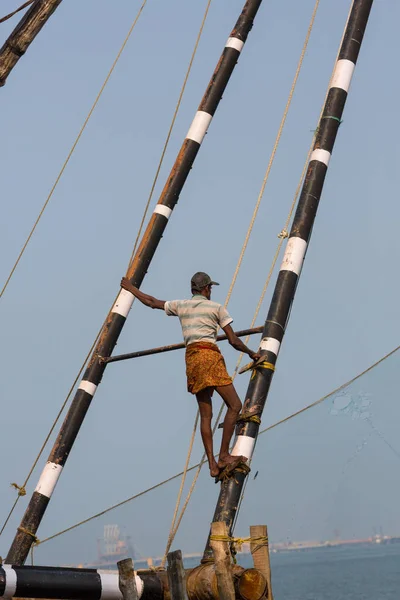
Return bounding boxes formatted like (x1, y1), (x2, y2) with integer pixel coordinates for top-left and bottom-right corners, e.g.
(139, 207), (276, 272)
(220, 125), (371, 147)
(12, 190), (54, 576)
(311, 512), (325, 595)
(105, 326), (263, 364)
(210, 522), (236, 600)
(202, 0), (375, 562)
(167, 550), (188, 600)
(0, 0), (63, 87)
(250, 525), (273, 600)
(6, 0), (264, 566)
(0, 561), (267, 600)
(118, 558), (139, 600)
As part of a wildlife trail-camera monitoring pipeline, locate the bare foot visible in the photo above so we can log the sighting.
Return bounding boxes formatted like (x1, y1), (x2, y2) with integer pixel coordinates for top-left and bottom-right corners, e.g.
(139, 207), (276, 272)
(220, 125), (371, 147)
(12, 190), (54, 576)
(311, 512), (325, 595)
(218, 454), (247, 469)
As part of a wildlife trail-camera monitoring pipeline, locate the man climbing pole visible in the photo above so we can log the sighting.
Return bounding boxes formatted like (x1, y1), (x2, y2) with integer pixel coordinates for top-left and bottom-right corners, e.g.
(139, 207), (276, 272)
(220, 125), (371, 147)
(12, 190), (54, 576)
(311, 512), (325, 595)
(121, 272), (261, 478)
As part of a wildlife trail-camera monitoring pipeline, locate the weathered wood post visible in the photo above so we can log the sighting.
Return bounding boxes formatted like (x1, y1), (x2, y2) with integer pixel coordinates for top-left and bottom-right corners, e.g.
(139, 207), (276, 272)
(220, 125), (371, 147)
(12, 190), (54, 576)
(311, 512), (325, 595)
(210, 522), (236, 600)
(250, 525), (272, 599)
(0, 0), (63, 86)
(118, 558), (139, 600)
(167, 550), (188, 600)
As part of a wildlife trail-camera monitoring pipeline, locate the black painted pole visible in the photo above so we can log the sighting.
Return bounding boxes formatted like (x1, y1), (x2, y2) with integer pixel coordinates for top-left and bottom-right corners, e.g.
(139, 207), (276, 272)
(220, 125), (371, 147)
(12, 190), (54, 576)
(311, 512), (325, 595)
(0, 0), (63, 87)
(105, 326), (263, 364)
(0, 563), (265, 600)
(202, 0), (374, 561)
(6, 0), (264, 565)
(0, 565), (162, 600)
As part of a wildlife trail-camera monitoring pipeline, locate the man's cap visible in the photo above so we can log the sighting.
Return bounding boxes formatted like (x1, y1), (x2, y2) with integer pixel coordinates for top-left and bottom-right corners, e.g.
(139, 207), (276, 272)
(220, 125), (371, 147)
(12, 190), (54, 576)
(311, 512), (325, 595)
(191, 272), (219, 290)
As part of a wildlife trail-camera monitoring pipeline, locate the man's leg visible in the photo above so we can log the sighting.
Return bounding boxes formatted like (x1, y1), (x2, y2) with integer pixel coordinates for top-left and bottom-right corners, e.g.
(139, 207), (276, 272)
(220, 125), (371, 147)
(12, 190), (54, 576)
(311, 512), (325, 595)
(215, 383), (246, 468)
(196, 388), (220, 477)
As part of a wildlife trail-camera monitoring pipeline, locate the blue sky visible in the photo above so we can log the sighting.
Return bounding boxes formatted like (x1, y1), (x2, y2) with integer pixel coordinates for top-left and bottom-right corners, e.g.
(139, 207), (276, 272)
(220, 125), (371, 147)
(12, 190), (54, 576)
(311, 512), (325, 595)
(0, 0), (399, 564)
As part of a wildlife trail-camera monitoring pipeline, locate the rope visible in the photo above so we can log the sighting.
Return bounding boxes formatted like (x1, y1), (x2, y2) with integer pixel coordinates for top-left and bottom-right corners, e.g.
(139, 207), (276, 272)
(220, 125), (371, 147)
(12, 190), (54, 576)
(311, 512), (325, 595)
(0, 0), (207, 538)
(20, 0), (382, 554)
(34, 344), (400, 549)
(127, 0), (213, 271)
(161, 412), (199, 567)
(17, 526), (39, 543)
(10, 483), (26, 496)
(161, 0), (321, 561)
(32, 464), (207, 547)
(0, 1), (34, 24)
(0, 323), (104, 537)
(223, 0), (320, 308)
(0, 0), (149, 299)
(236, 413), (261, 425)
(210, 534), (268, 563)
(231, 0), (357, 530)
(127, 0), (217, 567)
(210, 534), (268, 552)
(216, 462), (251, 483)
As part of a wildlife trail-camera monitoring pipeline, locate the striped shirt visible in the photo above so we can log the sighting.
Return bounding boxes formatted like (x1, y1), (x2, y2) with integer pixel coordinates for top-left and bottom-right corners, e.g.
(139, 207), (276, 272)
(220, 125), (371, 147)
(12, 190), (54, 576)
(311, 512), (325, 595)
(164, 295), (233, 346)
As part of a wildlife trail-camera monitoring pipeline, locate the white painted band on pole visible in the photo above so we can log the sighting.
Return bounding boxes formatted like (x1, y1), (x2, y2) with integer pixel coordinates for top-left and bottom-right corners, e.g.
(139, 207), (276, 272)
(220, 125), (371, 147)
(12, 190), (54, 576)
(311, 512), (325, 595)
(232, 435), (255, 460)
(2, 566), (17, 598)
(260, 337), (281, 356)
(310, 149), (331, 167)
(225, 37), (244, 52)
(112, 289), (134, 318)
(280, 237), (307, 276)
(35, 462), (63, 499)
(153, 205), (172, 219)
(99, 572), (144, 600)
(330, 59), (355, 93)
(186, 111), (212, 144)
(78, 380), (97, 396)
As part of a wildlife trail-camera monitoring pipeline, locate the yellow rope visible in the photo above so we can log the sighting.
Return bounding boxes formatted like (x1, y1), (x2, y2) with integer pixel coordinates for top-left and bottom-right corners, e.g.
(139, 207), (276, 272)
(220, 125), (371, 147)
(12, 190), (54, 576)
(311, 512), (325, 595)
(0, 0), (149, 299)
(210, 534), (268, 551)
(34, 343), (400, 548)
(10, 483), (26, 496)
(17, 526), (39, 543)
(210, 533), (268, 563)
(236, 414), (261, 425)
(161, 0), (321, 562)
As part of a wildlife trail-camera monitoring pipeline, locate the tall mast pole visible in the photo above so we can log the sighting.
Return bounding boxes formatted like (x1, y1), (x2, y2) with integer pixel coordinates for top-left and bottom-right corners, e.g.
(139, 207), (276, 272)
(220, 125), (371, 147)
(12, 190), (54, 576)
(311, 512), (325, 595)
(0, 0), (63, 87)
(202, 0), (374, 561)
(6, 0), (264, 565)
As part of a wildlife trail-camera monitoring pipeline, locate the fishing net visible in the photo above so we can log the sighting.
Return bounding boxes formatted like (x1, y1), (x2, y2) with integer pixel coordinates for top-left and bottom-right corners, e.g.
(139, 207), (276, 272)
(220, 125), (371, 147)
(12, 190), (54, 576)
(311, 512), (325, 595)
(25, 346), (400, 570)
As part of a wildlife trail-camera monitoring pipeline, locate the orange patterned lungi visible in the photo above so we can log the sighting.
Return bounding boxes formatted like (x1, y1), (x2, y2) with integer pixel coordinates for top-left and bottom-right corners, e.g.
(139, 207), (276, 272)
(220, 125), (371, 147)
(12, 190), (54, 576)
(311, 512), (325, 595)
(185, 341), (232, 394)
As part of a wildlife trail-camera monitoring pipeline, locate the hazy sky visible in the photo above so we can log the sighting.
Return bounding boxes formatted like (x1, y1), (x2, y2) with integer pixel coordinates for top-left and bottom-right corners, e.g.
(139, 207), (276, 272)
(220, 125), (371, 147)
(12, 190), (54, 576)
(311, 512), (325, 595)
(0, 0), (399, 565)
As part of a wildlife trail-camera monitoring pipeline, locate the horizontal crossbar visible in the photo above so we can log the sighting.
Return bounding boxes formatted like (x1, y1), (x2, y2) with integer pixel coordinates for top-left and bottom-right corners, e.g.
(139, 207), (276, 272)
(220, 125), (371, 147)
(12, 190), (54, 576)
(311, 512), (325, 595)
(104, 326), (263, 364)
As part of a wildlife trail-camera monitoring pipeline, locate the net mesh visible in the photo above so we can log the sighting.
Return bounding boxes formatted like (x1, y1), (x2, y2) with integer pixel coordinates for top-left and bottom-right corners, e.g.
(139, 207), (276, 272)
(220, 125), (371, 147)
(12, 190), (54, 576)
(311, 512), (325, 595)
(27, 347), (400, 568)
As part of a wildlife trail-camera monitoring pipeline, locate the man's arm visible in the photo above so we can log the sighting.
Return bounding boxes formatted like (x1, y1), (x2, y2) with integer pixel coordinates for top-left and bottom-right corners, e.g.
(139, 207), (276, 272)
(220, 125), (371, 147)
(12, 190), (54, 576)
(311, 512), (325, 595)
(121, 277), (165, 310)
(222, 324), (261, 361)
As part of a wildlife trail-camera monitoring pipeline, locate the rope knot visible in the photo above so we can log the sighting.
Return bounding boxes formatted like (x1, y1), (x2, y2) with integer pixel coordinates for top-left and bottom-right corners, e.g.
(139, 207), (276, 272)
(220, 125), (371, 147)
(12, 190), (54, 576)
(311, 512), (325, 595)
(18, 526), (39, 544)
(216, 461), (251, 483)
(278, 229), (288, 239)
(209, 534), (269, 558)
(11, 483), (26, 497)
(237, 412), (261, 425)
